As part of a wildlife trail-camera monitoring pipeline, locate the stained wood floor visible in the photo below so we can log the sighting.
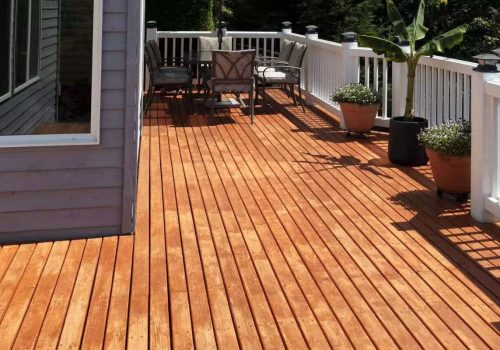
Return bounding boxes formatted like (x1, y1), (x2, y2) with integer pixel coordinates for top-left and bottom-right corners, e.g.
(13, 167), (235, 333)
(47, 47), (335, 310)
(1, 89), (499, 349)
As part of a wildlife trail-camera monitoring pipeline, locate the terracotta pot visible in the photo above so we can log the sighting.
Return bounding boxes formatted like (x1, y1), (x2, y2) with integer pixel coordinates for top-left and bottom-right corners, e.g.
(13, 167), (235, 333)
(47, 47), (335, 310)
(426, 149), (471, 194)
(340, 103), (379, 134)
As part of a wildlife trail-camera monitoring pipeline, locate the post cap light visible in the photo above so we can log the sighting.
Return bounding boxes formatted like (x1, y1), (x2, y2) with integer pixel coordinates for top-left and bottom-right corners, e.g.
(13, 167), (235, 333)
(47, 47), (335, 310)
(342, 32), (357, 43)
(305, 25), (318, 34)
(492, 48), (500, 57)
(146, 21), (157, 28)
(281, 21), (292, 29)
(473, 53), (500, 72)
(219, 21), (227, 29)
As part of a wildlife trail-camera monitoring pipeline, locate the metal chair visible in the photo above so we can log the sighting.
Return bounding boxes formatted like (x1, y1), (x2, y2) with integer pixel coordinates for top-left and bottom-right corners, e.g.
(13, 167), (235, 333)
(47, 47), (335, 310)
(205, 50), (256, 123)
(255, 38), (295, 73)
(144, 42), (193, 112)
(255, 42), (308, 111)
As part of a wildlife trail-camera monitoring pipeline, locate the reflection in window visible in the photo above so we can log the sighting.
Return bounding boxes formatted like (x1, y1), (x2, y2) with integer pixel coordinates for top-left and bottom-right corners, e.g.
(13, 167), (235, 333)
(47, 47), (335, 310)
(0, 0), (93, 136)
(0, 0), (11, 99)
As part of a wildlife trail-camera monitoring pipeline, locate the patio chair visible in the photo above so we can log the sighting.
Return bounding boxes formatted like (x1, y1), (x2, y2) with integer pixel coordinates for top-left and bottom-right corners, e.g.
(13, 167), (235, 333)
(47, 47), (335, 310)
(255, 42), (308, 111)
(144, 43), (193, 112)
(255, 38), (295, 73)
(205, 50), (256, 123)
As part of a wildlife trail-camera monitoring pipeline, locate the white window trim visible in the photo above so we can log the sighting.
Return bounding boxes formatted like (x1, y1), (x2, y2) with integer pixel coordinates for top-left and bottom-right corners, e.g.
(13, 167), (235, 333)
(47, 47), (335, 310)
(0, 0), (103, 148)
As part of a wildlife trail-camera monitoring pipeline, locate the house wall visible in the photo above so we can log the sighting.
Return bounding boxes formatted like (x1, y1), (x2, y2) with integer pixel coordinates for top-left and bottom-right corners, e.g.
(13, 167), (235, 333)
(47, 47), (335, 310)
(0, 0), (142, 243)
(0, 0), (59, 135)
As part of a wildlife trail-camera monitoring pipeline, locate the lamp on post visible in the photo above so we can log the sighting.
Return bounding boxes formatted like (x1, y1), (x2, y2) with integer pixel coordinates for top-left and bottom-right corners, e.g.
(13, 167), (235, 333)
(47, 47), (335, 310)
(473, 53), (500, 72)
(341, 32), (357, 43)
(281, 21), (292, 34)
(305, 25), (318, 40)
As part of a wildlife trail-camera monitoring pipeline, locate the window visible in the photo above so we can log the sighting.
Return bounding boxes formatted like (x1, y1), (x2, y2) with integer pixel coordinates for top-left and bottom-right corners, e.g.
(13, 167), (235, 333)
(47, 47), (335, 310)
(0, 0), (103, 147)
(0, 0), (41, 101)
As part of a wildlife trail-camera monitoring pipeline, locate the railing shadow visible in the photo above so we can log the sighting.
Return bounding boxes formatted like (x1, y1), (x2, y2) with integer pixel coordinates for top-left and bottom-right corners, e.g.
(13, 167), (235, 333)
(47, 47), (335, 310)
(389, 189), (500, 301)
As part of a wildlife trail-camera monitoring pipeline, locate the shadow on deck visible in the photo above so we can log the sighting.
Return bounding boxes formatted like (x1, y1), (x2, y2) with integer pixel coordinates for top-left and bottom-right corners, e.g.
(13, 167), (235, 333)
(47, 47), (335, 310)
(0, 89), (499, 349)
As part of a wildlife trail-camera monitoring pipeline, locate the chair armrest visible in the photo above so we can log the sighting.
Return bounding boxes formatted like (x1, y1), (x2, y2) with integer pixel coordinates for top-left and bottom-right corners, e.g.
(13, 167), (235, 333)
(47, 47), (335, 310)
(255, 57), (288, 66)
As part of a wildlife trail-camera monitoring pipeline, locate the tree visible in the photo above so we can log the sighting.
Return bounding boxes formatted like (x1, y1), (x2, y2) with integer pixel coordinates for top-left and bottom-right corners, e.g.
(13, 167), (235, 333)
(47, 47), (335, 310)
(146, 0), (215, 31)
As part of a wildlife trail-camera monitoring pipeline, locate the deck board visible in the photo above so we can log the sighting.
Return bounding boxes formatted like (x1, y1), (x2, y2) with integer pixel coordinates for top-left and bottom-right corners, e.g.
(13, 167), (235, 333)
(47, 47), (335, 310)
(1, 89), (499, 349)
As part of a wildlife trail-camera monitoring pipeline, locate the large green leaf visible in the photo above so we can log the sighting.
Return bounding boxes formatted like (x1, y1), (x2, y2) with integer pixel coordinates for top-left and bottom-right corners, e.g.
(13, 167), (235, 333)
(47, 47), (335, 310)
(416, 25), (467, 57)
(386, 0), (409, 40)
(407, 0), (428, 41)
(358, 35), (408, 62)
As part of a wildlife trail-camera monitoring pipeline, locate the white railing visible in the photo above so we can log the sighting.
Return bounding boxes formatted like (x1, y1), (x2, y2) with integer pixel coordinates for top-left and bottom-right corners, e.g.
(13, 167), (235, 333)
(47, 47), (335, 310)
(414, 56), (475, 126)
(471, 77), (500, 223)
(147, 27), (479, 127)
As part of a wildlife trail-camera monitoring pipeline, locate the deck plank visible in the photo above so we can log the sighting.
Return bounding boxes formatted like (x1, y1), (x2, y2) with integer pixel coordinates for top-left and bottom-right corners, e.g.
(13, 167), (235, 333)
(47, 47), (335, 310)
(1, 90), (499, 349)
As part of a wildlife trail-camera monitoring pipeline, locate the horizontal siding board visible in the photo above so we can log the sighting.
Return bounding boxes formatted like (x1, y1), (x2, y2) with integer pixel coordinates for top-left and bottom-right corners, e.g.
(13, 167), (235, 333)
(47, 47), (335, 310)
(0, 226), (122, 244)
(103, 32), (127, 52)
(0, 207), (122, 232)
(102, 52), (127, 71)
(0, 168), (124, 192)
(0, 148), (124, 172)
(103, 13), (127, 32)
(0, 187), (123, 212)
(102, 71), (127, 90)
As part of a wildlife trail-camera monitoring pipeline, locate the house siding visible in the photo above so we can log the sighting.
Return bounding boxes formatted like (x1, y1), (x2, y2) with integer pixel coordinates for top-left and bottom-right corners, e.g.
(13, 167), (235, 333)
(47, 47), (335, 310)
(0, 0), (59, 135)
(0, 0), (141, 243)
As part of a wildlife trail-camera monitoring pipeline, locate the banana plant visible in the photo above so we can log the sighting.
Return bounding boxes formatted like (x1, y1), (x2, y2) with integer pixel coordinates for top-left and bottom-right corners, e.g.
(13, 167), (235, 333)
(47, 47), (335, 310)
(359, 0), (466, 119)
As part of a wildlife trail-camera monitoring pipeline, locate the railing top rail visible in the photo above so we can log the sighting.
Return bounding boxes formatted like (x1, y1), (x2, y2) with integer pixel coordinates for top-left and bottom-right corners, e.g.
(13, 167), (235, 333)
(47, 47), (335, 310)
(418, 55), (476, 75)
(283, 33), (342, 52)
(349, 47), (383, 59)
(485, 81), (500, 98)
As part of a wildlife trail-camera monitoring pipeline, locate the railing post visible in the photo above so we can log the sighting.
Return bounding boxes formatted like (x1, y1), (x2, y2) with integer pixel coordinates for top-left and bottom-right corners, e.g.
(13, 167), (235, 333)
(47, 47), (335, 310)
(391, 39), (410, 118)
(146, 20), (157, 42)
(304, 25), (318, 105)
(281, 21), (292, 35)
(471, 65), (500, 222)
(339, 32), (360, 129)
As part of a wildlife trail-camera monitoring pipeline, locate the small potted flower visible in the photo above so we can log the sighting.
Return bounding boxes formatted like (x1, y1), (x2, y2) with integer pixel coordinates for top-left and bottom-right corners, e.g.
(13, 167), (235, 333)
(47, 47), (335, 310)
(418, 120), (471, 198)
(332, 84), (381, 135)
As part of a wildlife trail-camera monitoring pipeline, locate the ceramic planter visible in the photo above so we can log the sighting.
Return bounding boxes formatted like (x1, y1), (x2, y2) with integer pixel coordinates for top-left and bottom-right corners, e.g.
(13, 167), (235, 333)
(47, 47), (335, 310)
(340, 103), (379, 134)
(389, 116), (428, 166)
(426, 149), (471, 194)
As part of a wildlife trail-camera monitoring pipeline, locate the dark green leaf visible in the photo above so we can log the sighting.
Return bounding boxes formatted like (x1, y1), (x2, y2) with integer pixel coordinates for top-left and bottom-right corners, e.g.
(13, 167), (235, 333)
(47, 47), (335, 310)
(386, 0), (409, 40)
(417, 25), (467, 57)
(358, 35), (407, 62)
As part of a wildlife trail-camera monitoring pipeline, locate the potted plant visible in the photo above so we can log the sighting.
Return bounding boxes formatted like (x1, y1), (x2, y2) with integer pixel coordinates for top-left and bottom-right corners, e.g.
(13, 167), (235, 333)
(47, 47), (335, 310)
(358, 0), (466, 166)
(418, 120), (471, 199)
(332, 84), (381, 135)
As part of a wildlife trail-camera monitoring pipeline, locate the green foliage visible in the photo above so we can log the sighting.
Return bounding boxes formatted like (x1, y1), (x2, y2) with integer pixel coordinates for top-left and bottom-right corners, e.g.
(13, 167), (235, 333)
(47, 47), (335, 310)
(418, 120), (471, 156)
(358, 0), (466, 118)
(332, 84), (381, 106)
(146, 0), (214, 30)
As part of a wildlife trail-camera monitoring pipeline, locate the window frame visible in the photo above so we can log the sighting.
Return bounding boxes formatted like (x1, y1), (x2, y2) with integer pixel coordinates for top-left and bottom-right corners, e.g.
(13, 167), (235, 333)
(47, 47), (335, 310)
(0, 0), (103, 148)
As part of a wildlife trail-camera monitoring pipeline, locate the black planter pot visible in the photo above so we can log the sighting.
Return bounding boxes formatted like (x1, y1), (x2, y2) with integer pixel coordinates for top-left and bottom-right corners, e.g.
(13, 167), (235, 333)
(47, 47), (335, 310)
(388, 116), (428, 166)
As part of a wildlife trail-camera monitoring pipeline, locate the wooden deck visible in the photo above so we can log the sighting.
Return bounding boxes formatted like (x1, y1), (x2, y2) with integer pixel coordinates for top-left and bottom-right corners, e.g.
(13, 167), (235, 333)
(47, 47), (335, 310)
(1, 89), (499, 349)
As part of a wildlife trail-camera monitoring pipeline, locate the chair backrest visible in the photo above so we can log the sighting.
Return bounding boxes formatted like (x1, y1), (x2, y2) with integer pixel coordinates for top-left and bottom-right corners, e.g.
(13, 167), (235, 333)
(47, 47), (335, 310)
(211, 50), (256, 83)
(199, 36), (233, 51)
(288, 42), (307, 68)
(278, 39), (295, 61)
(148, 40), (163, 66)
(144, 43), (158, 84)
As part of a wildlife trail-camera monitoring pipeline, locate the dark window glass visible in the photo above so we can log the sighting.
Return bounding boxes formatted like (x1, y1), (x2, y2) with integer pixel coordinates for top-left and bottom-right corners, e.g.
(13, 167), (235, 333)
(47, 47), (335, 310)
(14, 0), (29, 87)
(0, 0), (11, 96)
(29, 0), (40, 79)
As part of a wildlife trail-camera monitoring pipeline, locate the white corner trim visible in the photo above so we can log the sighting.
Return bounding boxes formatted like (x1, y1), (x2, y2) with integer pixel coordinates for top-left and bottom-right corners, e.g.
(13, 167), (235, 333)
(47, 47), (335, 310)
(0, 0), (103, 149)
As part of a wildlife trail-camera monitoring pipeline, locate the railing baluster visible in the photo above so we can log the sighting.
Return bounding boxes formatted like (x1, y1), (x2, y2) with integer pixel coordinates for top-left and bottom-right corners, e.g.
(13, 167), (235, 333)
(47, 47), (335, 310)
(443, 70), (450, 123)
(382, 59), (388, 118)
(457, 73), (464, 119)
(437, 68), (443, 125)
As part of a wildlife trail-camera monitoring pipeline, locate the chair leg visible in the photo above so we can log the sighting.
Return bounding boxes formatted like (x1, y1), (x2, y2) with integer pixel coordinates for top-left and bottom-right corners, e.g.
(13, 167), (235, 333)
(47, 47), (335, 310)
(290, 84), (298, 106)
(283, 84), (290, 97)
(249, 87), (255, 124)
(298, 83), (305, 112)
(210, 90), (216, 117)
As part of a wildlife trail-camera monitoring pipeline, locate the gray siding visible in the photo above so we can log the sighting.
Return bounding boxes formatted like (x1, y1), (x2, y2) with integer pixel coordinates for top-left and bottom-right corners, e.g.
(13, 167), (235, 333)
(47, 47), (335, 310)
(0, 0), (142, 243)
(0, 0), (59, 135)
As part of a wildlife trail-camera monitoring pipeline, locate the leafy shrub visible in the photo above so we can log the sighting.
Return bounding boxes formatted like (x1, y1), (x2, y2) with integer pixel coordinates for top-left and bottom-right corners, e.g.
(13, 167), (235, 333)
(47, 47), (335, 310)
(331, 84), (381, 105)
(418, 120), (471, 156)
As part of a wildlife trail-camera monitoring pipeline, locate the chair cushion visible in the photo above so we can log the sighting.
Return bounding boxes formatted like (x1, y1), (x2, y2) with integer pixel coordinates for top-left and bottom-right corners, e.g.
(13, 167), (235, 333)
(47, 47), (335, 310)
(154, 68), (192, 85)
(288, 42), (307, 68)
(257, 70), (298, 84)
(255, 66), (276, 73)
(199, 36), (233, 51)
(279, 39), (295, 61)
